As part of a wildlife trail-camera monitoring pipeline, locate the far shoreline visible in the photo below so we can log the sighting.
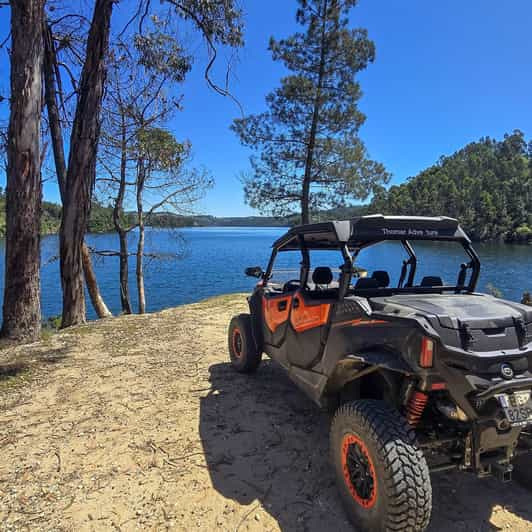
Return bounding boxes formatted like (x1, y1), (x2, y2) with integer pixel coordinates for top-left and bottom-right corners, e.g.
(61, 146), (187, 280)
(0, 223), (530, 244)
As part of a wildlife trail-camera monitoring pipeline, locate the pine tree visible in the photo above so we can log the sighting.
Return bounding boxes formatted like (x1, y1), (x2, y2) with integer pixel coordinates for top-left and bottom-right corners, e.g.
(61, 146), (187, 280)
(232, 0), (389, 223)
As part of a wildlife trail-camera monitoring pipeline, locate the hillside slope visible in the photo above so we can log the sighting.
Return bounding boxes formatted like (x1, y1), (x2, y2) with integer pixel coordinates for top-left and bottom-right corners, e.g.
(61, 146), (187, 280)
(1, 294), (531, 531)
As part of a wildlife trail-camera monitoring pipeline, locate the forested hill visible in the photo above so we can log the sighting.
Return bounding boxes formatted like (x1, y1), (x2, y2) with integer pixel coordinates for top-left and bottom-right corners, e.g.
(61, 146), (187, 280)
(0, 196), (365, 236)
(0, 194), (292, 237)
(0, 193), (63, 237)
(370, 131), (532, 242)
(1, 131), (530, 241)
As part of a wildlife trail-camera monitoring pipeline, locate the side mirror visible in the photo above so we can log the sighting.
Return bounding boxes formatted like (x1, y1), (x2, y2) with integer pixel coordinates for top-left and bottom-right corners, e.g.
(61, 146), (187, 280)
(245, 266), (263, 279)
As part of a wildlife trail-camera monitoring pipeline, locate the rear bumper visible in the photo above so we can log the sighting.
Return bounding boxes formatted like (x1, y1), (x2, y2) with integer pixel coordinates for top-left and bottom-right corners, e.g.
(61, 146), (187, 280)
(474, 377), (532, 400)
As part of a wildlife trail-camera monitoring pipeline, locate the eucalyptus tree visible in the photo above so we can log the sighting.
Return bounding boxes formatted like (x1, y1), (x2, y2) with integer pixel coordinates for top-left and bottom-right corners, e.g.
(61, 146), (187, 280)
(47, 0), (243, 326)
(0, 0), (243, 331)
(1, 0), (44, 342)
(133, 128), (212, 314)
(43, 17), (112, 320)
(98, 30), (192, 314)
(233, 0), (389, 223)
(99, 116), (212, 314)
(51, 0), (116, 327)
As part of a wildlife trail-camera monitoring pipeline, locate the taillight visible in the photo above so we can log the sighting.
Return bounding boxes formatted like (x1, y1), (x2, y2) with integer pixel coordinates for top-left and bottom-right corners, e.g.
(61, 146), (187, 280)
(419, 337), (434, 368)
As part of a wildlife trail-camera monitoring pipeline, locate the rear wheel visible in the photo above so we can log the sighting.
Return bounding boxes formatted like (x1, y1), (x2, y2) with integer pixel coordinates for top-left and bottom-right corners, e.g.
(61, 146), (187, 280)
(330, 400), (432, 532)
(228, 314), (262, 373)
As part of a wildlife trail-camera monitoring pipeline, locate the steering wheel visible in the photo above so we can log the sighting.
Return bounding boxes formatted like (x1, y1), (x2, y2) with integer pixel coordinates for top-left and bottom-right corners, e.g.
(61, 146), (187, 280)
(283, 279), (301, 292)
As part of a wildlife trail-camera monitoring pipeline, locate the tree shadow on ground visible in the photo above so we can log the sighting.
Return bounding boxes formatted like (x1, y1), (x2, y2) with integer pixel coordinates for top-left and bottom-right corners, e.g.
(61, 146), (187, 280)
(199, 361), (532, 531)
(0, 361), (29, 379)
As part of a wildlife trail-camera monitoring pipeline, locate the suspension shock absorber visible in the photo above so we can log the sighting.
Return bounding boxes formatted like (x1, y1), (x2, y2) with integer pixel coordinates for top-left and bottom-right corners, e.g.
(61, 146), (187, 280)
(406, 390), (429, 426)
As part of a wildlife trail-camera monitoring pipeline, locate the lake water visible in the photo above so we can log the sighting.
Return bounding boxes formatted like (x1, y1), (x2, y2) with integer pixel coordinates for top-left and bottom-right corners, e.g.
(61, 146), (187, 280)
(0, 227), (530, 320)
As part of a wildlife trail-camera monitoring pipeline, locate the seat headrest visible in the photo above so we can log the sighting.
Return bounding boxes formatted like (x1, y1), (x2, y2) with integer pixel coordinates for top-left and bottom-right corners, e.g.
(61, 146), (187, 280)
(312, 267), (333, 285)
(371, 270), (390, 288)
(420, 276), (443, 287)
(354, 277), (379, 290)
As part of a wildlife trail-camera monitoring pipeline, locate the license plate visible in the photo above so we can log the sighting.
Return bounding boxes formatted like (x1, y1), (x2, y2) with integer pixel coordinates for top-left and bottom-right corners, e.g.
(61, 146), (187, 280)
(496, 390), (532, 426)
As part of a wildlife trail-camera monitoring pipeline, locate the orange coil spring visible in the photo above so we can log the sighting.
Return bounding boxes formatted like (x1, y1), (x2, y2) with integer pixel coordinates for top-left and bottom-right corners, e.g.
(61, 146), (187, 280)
(406, 391), (428, 426)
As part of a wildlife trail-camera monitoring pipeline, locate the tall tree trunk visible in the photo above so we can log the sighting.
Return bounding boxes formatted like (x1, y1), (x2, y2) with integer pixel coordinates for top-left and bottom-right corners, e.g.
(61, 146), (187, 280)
(136, 224), (146, 314)
(114, 115), (132, 314)
(43, 23), (66, 196)
(2, 0), (44, 343)
(301, 0), (328, 225)
(118, 231), (132, 314)
(43, 22), (111, 319)
(136, 163), (146, 314)
(59, 0), (114, 328)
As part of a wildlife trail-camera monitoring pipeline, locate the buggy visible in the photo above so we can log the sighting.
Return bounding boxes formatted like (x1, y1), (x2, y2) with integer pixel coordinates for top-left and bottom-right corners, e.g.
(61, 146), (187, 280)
(227, 215), (532, 531)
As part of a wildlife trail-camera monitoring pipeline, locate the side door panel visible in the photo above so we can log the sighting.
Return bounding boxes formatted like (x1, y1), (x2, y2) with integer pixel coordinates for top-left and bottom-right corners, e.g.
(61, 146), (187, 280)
(262, 292), (293, 348)
(291, 295), (331, 333)
(285, 290), (333, 369)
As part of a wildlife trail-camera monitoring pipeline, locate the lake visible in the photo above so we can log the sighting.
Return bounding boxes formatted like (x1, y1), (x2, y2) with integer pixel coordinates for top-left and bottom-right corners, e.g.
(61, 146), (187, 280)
(0, 227), (530, 320)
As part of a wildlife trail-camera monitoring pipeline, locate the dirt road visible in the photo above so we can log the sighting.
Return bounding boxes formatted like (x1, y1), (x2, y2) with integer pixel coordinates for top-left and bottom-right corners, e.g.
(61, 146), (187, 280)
(1, 294), (531, 531)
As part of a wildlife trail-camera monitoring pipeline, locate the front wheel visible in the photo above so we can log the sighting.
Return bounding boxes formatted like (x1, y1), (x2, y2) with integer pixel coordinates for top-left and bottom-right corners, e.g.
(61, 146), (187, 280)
(228, 314), (262, 373)
(330, 400), (432, 532)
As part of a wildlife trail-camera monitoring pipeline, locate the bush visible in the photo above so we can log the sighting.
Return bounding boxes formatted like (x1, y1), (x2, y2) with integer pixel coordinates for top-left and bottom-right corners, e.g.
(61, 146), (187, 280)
(514, 225), (532, 242)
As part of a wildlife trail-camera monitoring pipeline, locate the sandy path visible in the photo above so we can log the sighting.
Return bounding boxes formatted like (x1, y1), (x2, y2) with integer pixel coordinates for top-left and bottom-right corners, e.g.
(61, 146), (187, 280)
(0, 294), (531, 531)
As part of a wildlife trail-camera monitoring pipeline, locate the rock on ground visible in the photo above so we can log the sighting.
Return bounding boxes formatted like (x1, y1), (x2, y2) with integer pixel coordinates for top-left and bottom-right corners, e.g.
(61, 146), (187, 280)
(0, 294), (531, 531)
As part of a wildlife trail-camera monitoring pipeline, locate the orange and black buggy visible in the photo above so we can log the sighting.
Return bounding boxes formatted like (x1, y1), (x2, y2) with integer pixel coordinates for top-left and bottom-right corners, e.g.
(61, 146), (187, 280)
(228, 215), (532, 531)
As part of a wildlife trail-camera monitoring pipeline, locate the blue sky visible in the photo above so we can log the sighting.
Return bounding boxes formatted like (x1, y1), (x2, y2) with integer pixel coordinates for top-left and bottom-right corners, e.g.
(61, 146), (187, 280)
(1, 0), (531, 216)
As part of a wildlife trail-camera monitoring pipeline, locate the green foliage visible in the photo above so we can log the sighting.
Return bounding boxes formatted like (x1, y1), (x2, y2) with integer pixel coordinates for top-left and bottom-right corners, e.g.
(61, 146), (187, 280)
(514, 224), (532, 242)
(136, 127), (188, 171)
(165, 0), (244, 48)
(0, 190), (62, 237)
(44, 314), (62, 331)
(232, 0), (389, 221)
(133, 30), (191, 83)
(88, 202), (114, 233)
(41, 201), (62, 235)
(371, 131), (532, 242)
(0, 192), (133, 236)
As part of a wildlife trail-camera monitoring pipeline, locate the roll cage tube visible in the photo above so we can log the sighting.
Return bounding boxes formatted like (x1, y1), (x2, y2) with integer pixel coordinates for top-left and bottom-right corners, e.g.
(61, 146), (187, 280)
(262, 236), (310, 289)
(397, 238), (480, 292)
(295, 240), (352, 296)
(299, 235), (311, 289)
(263, 232), (480, 294)
(399, 240), (417, 288)
(464, 242), (481, 291)
(263, 248), (278, 286)
(263, 240), (353, 298)
(338, 244), (354, 298)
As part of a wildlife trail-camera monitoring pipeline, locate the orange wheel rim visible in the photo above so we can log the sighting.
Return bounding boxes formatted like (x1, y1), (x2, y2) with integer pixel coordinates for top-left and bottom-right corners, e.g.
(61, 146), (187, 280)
(232, 328), (243, 358)
(341, 433), (377, 509)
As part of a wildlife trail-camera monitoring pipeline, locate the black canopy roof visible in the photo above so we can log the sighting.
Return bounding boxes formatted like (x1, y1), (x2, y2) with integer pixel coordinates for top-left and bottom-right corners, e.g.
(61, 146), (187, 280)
(273, 215), (470, 251)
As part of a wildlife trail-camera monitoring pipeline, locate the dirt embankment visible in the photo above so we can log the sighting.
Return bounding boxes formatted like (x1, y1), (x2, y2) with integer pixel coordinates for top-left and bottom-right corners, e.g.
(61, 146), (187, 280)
(1, 294), (531, 532)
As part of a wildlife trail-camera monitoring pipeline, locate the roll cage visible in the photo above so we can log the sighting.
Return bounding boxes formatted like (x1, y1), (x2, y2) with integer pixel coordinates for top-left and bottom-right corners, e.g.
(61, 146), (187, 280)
(262, 215), (481, 298)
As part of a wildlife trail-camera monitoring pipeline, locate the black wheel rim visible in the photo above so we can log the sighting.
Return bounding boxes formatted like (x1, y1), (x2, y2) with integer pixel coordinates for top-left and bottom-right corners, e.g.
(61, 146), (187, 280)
(342, 434), (377, 508)
(232, 328), (243, 358)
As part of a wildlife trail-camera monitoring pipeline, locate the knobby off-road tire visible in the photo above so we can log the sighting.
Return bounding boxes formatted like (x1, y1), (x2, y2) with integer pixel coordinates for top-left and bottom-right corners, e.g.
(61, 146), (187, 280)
(513, 453), (532, 489)
(331, 400), (432, 532)
(228, 314), (262, 373)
